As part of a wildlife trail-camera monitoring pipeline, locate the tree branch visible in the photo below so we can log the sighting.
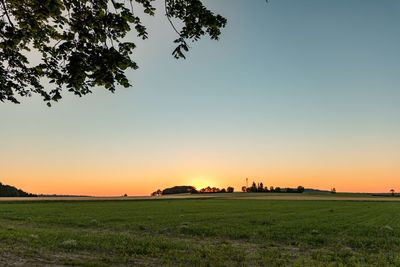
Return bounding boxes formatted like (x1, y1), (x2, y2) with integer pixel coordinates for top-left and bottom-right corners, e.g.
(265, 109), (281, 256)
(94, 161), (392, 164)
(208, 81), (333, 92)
(164, 0), (189, 54)
(164, 0), (183, 39)
(0, 0), (14, 27)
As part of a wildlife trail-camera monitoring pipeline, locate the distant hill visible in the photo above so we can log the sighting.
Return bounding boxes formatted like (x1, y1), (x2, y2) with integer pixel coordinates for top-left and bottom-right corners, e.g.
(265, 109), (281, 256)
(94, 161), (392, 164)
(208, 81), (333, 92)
(0, 182), (37, 197)
(303, 188), (331, 194)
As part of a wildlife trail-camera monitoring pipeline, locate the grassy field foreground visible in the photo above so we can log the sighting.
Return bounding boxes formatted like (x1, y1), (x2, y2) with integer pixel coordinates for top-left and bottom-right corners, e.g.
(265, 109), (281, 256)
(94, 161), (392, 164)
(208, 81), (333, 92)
(0, 196), (400, 266)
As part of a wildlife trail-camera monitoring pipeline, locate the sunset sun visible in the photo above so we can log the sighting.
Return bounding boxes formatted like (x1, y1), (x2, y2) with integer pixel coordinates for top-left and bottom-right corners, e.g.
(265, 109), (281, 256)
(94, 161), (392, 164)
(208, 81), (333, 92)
(189, 176), (216, 190)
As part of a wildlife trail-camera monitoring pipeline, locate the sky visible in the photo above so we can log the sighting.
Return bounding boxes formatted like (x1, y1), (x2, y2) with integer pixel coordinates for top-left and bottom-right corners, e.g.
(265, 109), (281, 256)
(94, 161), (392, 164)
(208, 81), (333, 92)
(1, 0), (399, 196)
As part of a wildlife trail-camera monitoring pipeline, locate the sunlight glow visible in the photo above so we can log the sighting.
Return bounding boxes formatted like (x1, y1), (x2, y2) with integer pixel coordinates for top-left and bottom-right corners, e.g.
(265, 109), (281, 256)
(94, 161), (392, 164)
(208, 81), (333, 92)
(188, 176), (217, 190)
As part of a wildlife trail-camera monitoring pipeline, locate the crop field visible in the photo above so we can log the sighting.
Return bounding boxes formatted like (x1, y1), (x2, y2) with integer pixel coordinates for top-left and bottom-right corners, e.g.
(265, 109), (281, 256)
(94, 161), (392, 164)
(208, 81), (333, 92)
(0, 194), (400, 266)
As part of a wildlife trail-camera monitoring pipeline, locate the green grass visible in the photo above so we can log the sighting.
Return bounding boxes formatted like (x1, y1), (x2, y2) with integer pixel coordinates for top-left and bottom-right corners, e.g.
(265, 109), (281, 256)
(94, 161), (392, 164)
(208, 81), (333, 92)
(1, 197), (400, 266)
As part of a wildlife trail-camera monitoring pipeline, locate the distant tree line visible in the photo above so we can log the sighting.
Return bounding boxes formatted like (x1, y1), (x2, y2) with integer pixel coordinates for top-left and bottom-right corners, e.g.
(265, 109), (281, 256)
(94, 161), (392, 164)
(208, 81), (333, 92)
(195, 186), (234, 194)
(241, 181), (305, 193)
(151, 180), (309, 196)
(0, 182), (36, 197)
(151, 185), (234, 196)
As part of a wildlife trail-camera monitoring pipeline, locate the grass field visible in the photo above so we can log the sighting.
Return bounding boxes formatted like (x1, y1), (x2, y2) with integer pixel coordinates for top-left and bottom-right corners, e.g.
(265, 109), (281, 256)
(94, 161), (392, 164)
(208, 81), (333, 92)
(1, 194), (400, 266)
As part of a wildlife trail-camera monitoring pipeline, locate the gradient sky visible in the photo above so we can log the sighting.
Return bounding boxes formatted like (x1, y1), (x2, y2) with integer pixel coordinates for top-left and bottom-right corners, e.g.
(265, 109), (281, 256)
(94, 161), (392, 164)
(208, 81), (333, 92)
(1, 0), (399, 196)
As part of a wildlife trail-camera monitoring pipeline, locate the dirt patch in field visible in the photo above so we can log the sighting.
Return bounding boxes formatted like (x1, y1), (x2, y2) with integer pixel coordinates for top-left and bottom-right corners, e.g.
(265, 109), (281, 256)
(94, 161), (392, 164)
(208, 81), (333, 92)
(0, 251), (64, 267)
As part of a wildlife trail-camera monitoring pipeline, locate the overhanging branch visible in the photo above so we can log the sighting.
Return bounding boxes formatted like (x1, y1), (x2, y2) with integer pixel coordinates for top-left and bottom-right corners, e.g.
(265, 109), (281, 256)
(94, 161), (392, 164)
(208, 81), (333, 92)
(0, 0), (14, 27)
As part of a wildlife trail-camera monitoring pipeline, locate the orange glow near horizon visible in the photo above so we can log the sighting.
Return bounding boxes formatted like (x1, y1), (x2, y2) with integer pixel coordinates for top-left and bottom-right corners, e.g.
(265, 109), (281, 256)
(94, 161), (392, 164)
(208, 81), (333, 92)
(1, 133), (399, 196)
(1, 162), (399, 196)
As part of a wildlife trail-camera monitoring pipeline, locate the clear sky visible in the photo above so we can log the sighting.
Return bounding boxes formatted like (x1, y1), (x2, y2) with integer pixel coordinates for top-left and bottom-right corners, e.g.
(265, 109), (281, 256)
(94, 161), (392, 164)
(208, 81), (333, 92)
(1, 0), (399, 196)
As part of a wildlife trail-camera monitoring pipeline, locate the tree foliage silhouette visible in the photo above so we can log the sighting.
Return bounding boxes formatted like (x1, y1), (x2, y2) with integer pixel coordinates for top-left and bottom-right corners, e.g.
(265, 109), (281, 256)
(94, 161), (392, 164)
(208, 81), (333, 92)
(0, 182), (36, 197)
(244, 180), (305, 193)
(0, 0), (226, 105)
